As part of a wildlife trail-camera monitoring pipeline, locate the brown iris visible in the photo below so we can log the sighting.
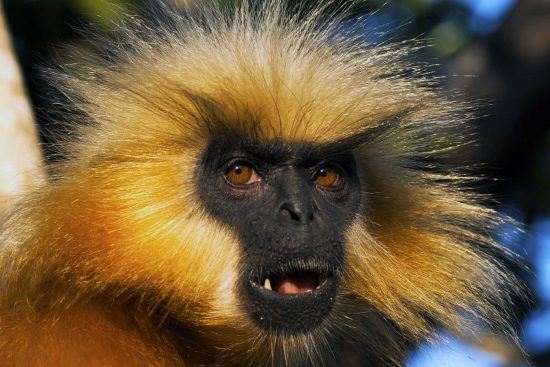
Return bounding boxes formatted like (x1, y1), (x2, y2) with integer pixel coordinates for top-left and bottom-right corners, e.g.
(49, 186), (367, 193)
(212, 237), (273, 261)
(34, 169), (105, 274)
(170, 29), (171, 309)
(314, 167), (341, 188)
(224, 162), (261, 185)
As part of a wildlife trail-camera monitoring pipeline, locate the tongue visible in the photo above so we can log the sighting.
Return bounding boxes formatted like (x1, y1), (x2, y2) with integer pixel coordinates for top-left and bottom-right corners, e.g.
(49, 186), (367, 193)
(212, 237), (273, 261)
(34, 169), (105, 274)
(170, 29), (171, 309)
(272, 272), (318, 294)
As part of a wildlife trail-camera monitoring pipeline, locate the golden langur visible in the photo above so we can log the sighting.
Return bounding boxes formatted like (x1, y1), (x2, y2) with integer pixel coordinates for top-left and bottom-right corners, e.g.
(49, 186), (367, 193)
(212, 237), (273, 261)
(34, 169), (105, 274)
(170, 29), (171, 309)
(0, 1), (521, 366)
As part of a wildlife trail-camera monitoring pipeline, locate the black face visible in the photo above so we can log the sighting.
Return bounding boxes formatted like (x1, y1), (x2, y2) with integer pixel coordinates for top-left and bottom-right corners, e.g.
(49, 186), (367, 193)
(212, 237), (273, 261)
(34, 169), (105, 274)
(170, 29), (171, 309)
(198, 138), (361, 334)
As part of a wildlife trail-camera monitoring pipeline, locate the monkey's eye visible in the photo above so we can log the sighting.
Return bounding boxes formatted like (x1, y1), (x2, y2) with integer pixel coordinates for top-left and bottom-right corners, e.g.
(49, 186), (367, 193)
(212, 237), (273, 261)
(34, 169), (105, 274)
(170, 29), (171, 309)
(224, 161), (261, 186)
(314, 166), (343, 190)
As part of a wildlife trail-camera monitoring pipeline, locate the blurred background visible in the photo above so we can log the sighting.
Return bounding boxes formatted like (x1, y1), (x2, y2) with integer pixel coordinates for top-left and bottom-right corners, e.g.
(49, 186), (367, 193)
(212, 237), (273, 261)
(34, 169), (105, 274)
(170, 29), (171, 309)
(1, 0), (548, 366)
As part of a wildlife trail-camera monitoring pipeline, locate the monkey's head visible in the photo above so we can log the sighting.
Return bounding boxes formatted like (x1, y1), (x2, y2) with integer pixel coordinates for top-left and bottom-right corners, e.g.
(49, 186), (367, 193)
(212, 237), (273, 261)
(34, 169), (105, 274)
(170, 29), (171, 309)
(46, 1), (520, 365)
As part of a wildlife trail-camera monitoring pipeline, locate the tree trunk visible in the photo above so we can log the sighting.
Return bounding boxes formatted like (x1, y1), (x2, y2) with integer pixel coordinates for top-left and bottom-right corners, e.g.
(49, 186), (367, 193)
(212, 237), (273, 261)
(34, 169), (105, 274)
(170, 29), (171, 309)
(0, 3), (43, 215)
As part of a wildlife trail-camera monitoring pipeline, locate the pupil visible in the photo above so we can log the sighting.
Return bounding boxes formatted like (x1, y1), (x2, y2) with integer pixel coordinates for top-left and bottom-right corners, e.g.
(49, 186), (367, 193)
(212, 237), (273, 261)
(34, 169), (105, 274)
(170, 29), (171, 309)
(235, 166), (242, 174)
(319, 168), (328, 177)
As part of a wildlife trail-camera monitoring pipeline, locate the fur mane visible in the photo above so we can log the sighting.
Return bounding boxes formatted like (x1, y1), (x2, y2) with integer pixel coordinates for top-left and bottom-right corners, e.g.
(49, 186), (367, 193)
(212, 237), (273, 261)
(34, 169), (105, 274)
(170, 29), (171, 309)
(0, 1), (522, 365)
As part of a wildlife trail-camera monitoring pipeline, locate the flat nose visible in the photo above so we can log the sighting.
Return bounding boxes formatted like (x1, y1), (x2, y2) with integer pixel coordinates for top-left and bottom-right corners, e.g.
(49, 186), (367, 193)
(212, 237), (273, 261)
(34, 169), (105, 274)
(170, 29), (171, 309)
(275, 167), (317, 227)
(278, 202), (315, 225)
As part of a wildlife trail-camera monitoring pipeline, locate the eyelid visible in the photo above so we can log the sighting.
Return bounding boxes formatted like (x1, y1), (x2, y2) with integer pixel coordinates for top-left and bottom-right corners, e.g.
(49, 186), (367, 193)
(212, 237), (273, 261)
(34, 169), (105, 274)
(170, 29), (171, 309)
(311, 161), (347, 179)
(222, 157), (263, 173)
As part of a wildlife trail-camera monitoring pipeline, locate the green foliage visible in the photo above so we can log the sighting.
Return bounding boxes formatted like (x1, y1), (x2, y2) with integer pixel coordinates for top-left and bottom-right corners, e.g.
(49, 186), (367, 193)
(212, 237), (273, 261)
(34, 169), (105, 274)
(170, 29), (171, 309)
(70, 0), (139, 30)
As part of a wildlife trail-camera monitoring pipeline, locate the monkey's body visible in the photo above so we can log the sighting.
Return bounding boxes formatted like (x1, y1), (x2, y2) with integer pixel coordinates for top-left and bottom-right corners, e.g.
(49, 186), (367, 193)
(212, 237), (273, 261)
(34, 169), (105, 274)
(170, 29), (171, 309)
(0, 1), (519, 366)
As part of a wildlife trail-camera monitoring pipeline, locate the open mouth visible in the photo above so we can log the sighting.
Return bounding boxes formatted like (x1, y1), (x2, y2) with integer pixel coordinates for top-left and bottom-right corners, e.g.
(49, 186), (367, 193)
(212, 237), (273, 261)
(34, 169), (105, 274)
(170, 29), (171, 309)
(259, 270), (330, 294)
(243, 265), (338, 333)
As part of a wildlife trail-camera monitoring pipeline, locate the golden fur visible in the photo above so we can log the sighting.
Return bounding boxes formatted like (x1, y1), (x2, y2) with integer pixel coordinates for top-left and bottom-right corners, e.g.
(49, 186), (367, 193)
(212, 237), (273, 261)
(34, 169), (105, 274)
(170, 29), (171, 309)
(0, 1), (521, 366)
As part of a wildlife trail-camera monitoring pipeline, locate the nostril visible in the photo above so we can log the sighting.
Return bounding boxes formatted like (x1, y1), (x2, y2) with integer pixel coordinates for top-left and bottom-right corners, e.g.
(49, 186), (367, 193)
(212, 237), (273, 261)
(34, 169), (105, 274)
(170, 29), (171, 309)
(280, 206), (300, 222)
(288, 209), (300, 222)
(278, 203), (314, 225)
